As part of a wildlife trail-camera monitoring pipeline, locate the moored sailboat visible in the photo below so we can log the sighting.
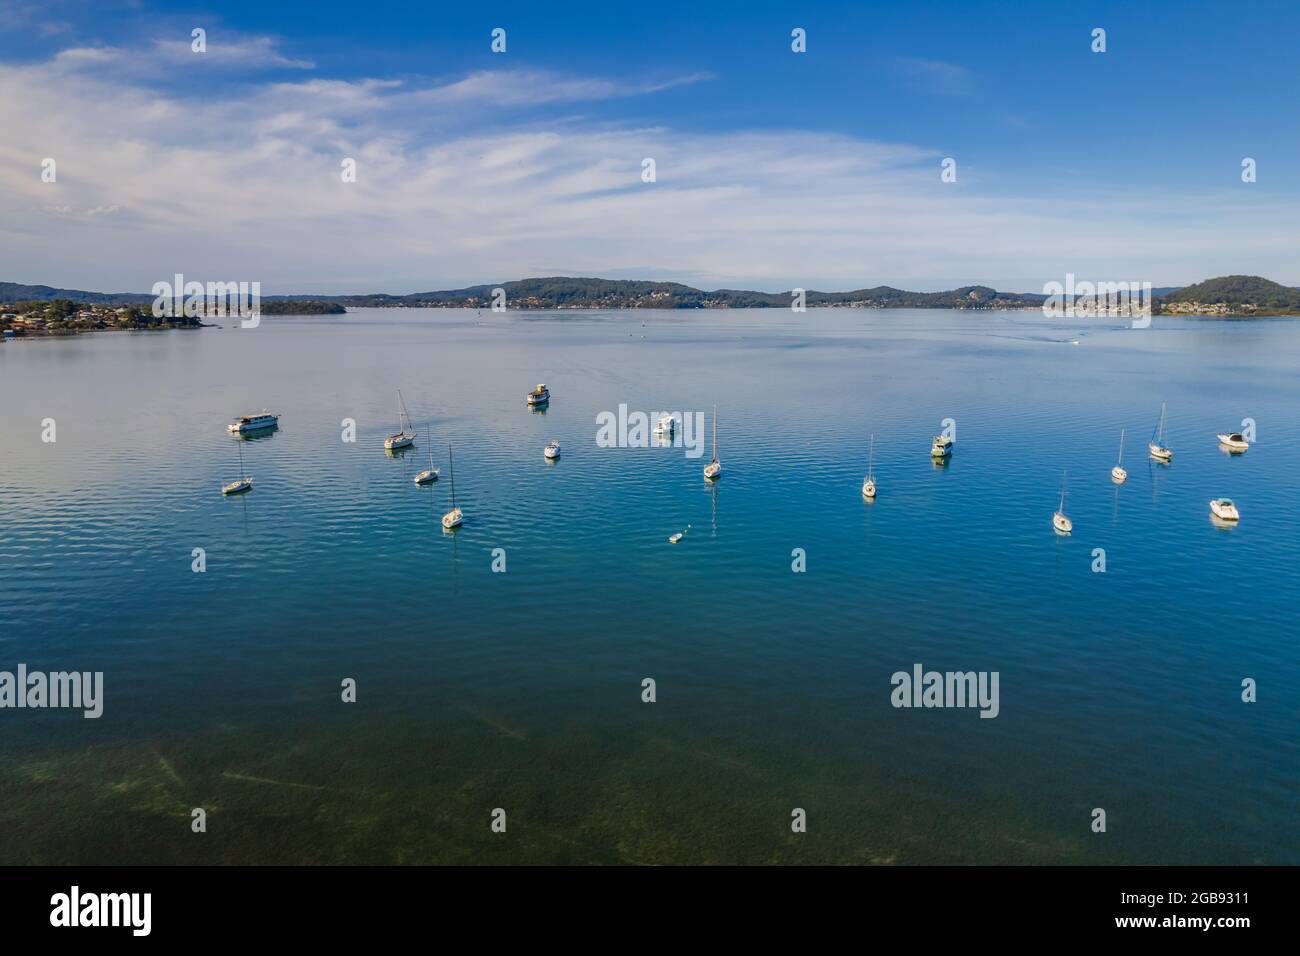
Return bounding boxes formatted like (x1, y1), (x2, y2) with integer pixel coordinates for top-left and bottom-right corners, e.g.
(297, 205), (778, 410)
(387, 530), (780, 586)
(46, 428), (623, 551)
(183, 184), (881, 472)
(1052, 470), (1072, 534)
(441, 444), (463, 529)
(415, 425), (440, 484)
(385, 389), (417, 451)
(221, 440), (253, 495)
(862, 432), (877, 499)
(703, 404), (721, 480)
(1148, 403), (1172, 461)
(1111, 428), (1128, 484)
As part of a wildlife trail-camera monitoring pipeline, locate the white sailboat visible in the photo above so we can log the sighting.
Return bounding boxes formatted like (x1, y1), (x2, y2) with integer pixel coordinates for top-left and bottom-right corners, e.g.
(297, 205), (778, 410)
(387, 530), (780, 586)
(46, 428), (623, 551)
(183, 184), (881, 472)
(1052, 470), (1072, 534)
(1148, 403), (1172, 461)
(441, 443), (463, 529)
(703, 404), (721, 480)
(385, 389), (416, 451)
(221, 440), (253, 495)
(862, 432), (877, 499)
(415, 424), (440, 484)
(544, 439), (561, 460)
(1111, 428), (1128, 484)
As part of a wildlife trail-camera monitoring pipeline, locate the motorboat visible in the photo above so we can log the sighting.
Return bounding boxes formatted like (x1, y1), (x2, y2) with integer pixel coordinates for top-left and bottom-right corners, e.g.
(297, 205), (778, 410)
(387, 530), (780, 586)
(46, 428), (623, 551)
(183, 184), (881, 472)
(227, 410), (279, 434)
(1209, 498), (1240, 521)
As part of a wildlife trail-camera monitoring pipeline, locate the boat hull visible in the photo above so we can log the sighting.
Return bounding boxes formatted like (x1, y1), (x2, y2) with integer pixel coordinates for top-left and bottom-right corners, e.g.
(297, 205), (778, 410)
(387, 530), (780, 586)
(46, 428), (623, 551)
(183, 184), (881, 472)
(1111, 466), (1127, 484)
(1053, 513), (1072, 534)
(385, 435), (415, 450)
(441, 508), (463, 529)
(222, 480), (252, 495)
(227, 417), (278, 433)
(414, 470), (439, 484)
(1148, 443), (1172, 461)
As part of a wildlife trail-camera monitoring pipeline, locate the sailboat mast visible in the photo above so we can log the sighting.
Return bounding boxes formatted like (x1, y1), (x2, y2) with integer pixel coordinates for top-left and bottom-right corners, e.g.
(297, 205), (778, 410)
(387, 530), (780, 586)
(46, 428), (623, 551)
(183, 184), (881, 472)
(868, 432), (875, 478)
(1118, 428), (1125, 464)
(448, 444), (456, 508)
(712, 404), (718, 460)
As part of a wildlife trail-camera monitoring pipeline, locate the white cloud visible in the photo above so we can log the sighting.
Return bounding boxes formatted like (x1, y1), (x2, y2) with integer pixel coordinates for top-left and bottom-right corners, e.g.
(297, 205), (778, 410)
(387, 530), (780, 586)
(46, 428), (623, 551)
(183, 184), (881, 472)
(0, 50), (1297, 294)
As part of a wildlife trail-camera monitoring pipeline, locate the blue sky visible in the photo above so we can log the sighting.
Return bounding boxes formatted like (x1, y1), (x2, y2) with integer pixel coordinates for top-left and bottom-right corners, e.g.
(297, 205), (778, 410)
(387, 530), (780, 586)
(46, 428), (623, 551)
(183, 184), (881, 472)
(2, 0), (1297, 293)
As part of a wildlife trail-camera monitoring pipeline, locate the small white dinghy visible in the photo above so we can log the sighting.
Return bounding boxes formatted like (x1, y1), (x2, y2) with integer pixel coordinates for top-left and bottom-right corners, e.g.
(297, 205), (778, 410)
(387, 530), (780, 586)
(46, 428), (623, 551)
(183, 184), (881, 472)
(441, 443), (463, 529)
(222, 441), (253, 495)
(415, 429), (440, 484)
(1209, 498), (1240, 521)
(668, 524), (691, 544)
(1052, 471), (1072, 534)
(1217, 432), (1249, 453)
(544, 439), (561, 460)
(1111, 428), (1128, 484)
(703, 405), (721, 480)
(862, 432), (877, 499)
(1148, 402), (1172, 461)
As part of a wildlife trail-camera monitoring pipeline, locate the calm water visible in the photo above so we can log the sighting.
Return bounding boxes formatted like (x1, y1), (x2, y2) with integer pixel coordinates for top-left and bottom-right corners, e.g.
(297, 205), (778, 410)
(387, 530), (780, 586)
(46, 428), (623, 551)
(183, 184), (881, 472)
(1, 308), (1297, 864)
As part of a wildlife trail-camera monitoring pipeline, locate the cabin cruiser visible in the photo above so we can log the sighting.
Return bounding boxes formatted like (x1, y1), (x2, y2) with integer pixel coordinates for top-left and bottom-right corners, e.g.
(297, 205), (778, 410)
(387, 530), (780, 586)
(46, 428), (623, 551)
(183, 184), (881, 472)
(1209, 498), (1240, 521)
(227, 410), (279, 434)
(526, 383), (550, 406)
(1217, 432), (1249, 452)
(654, 415), (677, 436)
(930, 435), (953, 459)
(544, 440), (561, 459)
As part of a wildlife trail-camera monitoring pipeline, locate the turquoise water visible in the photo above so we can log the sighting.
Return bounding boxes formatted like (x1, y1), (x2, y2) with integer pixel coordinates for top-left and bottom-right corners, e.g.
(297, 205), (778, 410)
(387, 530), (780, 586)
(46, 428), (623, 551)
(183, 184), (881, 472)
(1, 307), (1296, 864)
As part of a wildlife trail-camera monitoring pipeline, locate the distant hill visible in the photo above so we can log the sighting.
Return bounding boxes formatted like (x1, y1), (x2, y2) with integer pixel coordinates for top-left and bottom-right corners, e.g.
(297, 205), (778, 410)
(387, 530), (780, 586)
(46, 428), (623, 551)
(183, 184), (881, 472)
(328, 277), (1048, 310)
(1158, 275), (1300, 312)
(5, 275), (1298, 313)
(0, 282), (153, 305)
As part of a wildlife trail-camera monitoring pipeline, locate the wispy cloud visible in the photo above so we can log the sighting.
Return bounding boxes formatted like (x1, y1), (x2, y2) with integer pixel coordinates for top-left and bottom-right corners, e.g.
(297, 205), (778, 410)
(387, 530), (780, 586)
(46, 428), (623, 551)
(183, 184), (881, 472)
(151, 35), (315, 70)
(896, 57), (978, 97)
